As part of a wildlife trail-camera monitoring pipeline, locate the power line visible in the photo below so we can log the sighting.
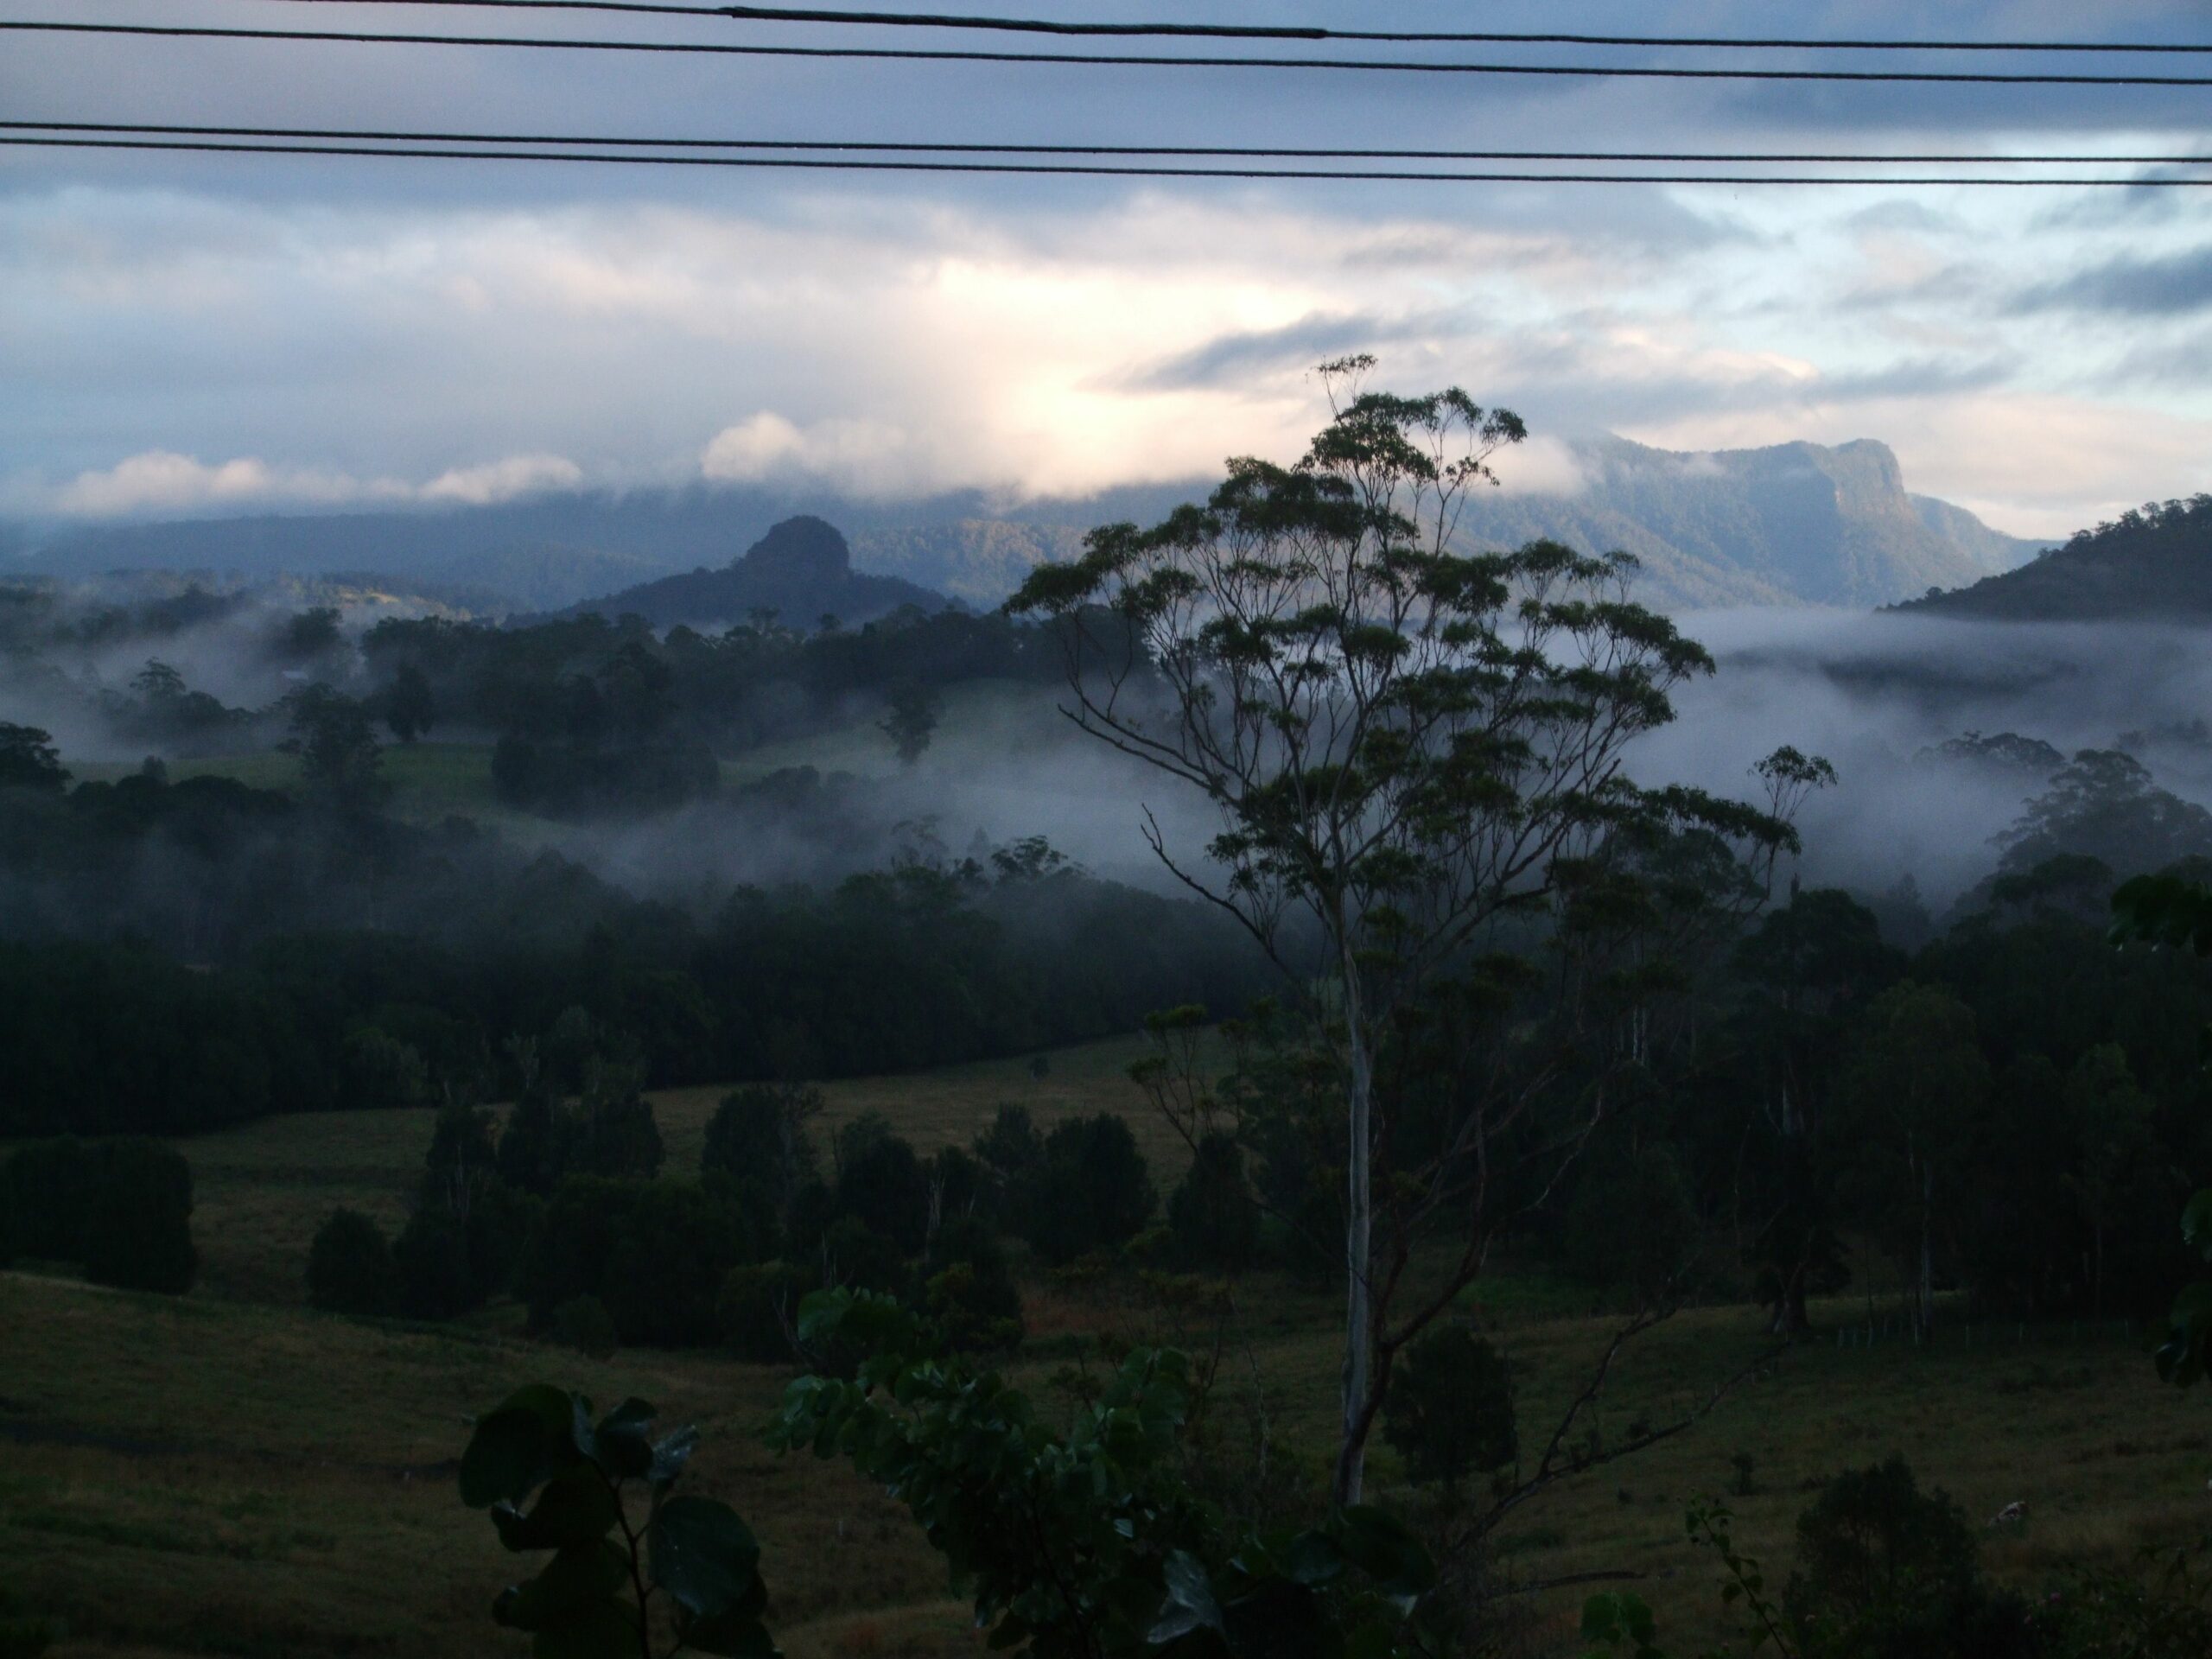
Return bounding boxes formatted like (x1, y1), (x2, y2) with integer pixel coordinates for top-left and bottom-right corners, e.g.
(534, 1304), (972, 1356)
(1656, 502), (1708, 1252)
(7, 133), (2206, 184)
(258, 1), (2212, 55)
(8, 19), (2212, 84)
(8, 120), (2207, 168)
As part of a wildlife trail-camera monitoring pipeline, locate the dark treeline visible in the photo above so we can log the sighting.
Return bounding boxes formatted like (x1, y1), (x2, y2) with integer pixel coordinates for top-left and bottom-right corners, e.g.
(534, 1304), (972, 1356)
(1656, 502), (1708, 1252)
(0, 754), (1269, 1135)
(1535, 859), (2212, 1331)
(364, 603), (1078, 814)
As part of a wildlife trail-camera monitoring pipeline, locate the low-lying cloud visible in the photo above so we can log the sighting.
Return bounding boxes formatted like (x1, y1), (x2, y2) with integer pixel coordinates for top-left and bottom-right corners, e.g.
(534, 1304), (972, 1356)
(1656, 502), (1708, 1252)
(46, 448), (586, 518)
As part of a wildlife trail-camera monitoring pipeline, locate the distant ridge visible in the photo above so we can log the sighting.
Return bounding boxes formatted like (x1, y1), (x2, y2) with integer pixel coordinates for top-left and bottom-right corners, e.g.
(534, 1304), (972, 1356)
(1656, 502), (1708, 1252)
(1446, 435), (2047, 611)
(8, 435), (2046, 616)
(550, 514), (951, 629)
(1891, 495), (2212, 621)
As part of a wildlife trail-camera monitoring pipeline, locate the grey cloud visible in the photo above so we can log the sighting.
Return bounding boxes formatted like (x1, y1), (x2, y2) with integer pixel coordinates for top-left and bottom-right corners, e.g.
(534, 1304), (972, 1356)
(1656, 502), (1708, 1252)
(1106, 309), (1454, 393)
(2011, 244), (2212, 316)
(1816, 358), (2018, 400)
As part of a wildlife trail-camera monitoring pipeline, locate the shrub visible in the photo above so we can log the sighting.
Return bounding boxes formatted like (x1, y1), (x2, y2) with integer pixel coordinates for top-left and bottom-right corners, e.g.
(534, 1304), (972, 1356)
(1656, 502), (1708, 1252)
(550, 1294), (619, 1360)
(558, 1063), (664, 1181)
(720, 1262), (814, 1363)
(1783, 1456), (1987, 1649)
(1560, 1145), (1700, 1302)
(973, 1103), (1044, 1197)
(1166, 1132), (1259, 1272)
(80, 1140), (196, 1294)
(520, 1177), (767, 1346)
(307, 1207), (401, 1315)
(1381, 1324), (1516, 1497)
(819, 1216), (912, 1300)
(0, 1137), (95, 1261)
(496, 1090), (561, 1196)
(1020, 1113), (1154, 1266)
(925, 1218), (1024, 1351)
(701, 1082), (822, 1216)
(394, 1182), (537, 1320)
(832, 1115), (929, 1254)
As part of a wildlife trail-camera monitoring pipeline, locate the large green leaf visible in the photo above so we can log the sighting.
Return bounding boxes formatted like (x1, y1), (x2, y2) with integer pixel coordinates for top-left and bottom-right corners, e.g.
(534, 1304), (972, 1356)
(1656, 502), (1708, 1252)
(530, 1599), (639, 1659)
(594, 1398), (658, 1482)
(2181, 1188), (2212, 1262)
(493, 1464), (623, 1552)
(2157, 1281), (2212, 1388)
(649, 1425), (699, 1496)
(1147, 1550), (1226, 1646)
(1222, 1579), (1338, 1659)
(649, 1495), (764, 1619)
(493, 1541), (629, 1632)
(1327, 1507), (1433, 1605)
(680, 1601), (780, 1658)
(461, 1386), (584, 1510)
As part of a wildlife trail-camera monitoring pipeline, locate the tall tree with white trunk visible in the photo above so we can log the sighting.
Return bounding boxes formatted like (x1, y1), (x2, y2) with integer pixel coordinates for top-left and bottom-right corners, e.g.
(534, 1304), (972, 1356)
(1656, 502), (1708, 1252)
(1012, 359), (1824, 1502)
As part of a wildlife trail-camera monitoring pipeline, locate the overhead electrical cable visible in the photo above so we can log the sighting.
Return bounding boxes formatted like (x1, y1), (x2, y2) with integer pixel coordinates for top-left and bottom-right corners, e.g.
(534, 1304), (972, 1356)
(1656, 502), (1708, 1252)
(7, 120), (2208, 169)
(257, 0), (2212, 54)
(5, 133), (2206, 184)
(7, 19), (2212, 84)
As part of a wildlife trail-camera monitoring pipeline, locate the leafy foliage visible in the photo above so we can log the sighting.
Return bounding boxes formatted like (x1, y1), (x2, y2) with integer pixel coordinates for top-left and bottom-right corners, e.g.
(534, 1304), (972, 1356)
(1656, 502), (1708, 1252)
(1379, 1325), (1516, 1497)
(458, 1387), (774, 1659)
(307, 1207), (402, 1317)
(768, 1288), (1442, 1658)
(3, 1138), (199, 1294)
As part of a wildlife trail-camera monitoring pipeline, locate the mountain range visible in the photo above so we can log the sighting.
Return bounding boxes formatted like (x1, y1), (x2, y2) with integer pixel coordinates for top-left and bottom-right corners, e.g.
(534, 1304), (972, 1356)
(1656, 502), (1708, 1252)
(6, 435), (2049, 619)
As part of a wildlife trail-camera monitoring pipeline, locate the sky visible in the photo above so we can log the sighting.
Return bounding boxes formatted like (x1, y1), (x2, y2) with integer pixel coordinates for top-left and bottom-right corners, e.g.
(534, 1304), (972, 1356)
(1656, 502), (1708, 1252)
(2, 0), (2209, 538)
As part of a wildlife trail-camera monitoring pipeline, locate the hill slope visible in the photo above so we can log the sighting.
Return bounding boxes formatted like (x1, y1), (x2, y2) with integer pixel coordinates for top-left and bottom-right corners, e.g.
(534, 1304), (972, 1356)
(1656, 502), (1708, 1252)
(1891, 496), (2212, 620)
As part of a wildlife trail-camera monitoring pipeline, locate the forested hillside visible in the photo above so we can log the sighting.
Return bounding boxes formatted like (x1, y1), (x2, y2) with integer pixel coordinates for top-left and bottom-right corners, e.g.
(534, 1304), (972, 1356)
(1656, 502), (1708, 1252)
(1895, 495), (2212, 620)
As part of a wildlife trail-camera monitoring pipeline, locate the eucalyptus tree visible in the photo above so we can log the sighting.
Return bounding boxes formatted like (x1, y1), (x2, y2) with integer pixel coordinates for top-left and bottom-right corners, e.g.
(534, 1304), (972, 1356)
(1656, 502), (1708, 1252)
(1011, 358), (1821, 1502)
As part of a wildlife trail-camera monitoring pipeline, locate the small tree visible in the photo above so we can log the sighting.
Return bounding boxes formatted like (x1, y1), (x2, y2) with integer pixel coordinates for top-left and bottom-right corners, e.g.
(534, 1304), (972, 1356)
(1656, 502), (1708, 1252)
(283, 683), (386, 814)
(307, 1207), (401, 1316)
(878, 678), (943, 766)
(1022, 1113), (1156, 1266)
(831, 1114), (930, 1255)
(0, 721), (68, 791)
(383, 662), (436, 743)
(1167, 1132), (1260, 1273)
(702, 1081), (823, 1220)
(1011, 360), (1819, 1499)
(1381, 1324), (1516, 1499)
(81, 1141), (197, 1295)
(1783, 1456), (1980, 1640)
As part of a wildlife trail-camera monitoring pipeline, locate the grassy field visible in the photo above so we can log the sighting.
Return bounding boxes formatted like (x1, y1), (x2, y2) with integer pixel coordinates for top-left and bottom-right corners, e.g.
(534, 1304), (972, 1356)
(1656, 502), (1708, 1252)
(9, 1028), (2212, 1659)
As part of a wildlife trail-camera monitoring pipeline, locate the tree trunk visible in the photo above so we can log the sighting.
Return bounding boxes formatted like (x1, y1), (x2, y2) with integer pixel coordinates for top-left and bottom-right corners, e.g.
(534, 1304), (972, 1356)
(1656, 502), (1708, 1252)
(1334, 957), (1375, 1507)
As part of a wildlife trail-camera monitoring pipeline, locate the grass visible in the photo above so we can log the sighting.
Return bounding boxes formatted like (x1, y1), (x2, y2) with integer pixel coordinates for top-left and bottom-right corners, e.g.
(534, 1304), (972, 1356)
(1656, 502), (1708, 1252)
(11, 1027), (2211, 1657)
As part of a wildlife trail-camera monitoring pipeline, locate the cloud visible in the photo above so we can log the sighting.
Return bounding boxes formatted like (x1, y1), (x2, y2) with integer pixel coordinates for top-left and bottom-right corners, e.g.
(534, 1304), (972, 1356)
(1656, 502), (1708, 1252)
(51, 452), (379, 516)
(1489, 435), (1589, 497)
(2011, 244), (2212, 317)
(422, 454), (584, 505)
(1815, 358), (2018, 401)
(700, 413), (934, 497)
(47, 448), (582, 518)
(1110, 310), (1437, 393)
